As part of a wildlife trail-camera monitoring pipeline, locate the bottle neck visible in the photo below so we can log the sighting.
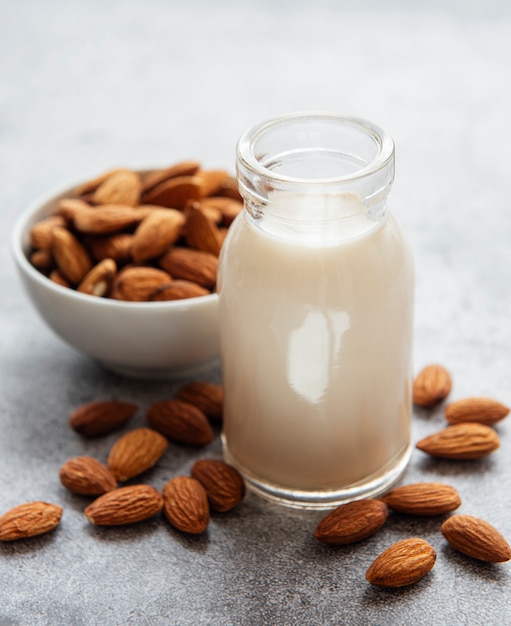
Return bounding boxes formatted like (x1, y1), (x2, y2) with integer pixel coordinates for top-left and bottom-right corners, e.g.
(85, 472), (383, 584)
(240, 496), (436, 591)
(236, 112), (395, 242)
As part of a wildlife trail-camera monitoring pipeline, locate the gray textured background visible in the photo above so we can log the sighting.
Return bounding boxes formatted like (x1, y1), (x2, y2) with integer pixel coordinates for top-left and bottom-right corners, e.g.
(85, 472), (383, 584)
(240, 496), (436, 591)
(1, 1), (510, 624)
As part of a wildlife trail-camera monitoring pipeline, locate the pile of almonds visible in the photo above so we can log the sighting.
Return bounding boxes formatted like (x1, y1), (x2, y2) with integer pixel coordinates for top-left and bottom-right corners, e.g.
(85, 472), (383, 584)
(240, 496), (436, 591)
(313, 364), (510, 587)
(1, 364), (509, 591)
(28, 162), (243, 301)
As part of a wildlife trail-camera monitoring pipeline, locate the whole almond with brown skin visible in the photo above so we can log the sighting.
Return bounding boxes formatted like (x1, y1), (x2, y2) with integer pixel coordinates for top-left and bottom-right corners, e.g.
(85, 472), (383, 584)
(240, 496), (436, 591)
(84, 485), (163, 526)
(69, 401), (138, 437)
(162, 476), (209, 534)
(413, 364), (452, 407)
(111, 266), (172, 301)
(176, 381), (224, 421)
(142, 175), (203, 208)
(445, 397), (510, 426)
(30, 249), (54, 273)
(142, 160), (201, 193)
(74, 168), (126, 196)
(381, 483), (461, 516)
(73, 204), (143, 235)
(199, 197), (243, 226)
(146, 399), (213, 446)
(0, 502), (63, 541)
(131, 209), (186, 262)
(196, 169), (230, 196)
(86, 233), (133, 264)
(366, 538), (436, 587)
(108, 427), (168, 482)
(217, 176), (242, 202)
(92, 169), (142, 207)
(49, 269), (71, 288)
(57, 198), (92, 221)
(416, 422), (500, 459)
(441, 514), (511, 563)
(77, 258), (117, 297)
(59, 456), (117, 495)
(191, 459), (245, 512)
(150, 280), (209, 301)
(185, 204), (222, 256)
(51, 226), (93, 284)
(159, 247), (218, 288)
(314, 499), (388, 545)
(29, 215), (67, 250)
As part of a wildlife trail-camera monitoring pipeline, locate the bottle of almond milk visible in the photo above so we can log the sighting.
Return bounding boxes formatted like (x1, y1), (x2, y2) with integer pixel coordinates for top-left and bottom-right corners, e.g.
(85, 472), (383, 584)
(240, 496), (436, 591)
(218, 113), (414, 509)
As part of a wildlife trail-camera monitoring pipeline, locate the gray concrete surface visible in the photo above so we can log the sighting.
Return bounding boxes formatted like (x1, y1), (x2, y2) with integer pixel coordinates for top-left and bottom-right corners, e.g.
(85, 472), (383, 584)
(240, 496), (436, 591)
(1, 1), (510, 624)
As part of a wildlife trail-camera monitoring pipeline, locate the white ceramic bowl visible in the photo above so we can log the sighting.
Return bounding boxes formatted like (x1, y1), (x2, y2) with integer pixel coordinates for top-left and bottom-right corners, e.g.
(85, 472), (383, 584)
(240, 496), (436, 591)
(12, 176), (220, 379)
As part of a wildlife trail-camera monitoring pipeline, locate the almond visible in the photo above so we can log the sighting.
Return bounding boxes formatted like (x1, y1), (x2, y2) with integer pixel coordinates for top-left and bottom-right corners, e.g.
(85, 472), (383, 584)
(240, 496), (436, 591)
(111, 266), (172, 301)
(29, 215), (67, 250)
(107, 427), (168, 482)
(142, 160), (201, 193)
(441, 514), (511, 563)
(191, 459), (245, 512)
(0, 502), (63, 541)
(150, 280), (209, 301)
(86, 233), (133, 264)
(131, 209), (186, 262)
(196, 169), (230, 196)
(59, 456), (117, 495)
(366, 538), (436, 587)
(176, 381), (223, 421)
(77, 258), (117, 297)
(30, 249), (54, 273)
(56, 198), (91, 221)
(73, 204), (143, 235)
(146, 399), (214, 446)
(73, 168), (127, 196)
(217, 176), (243, 202)
(162, 476), (209, 534)
(84, 485), (163, 526)
(185, 203), (222, 256)
(142, 175), (203, 208)
(51, 226), (93, 284)
(381, 482), (461, 515)
(415, 422), (500, 459)
(92, 169), (142, 207)
(445, 397), (510, 426)
(314, 499), (388, 545)
(413, 364), (452, 407)
(199, 197), (243, 226)
(49, 269), (71, 288)
(68, 401), (138, 437)
(159, 247), (218, 288)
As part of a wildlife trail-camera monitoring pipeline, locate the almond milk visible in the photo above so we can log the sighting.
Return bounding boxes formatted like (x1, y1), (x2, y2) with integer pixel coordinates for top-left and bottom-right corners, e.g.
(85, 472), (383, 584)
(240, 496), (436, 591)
(219, 113), (414, 508)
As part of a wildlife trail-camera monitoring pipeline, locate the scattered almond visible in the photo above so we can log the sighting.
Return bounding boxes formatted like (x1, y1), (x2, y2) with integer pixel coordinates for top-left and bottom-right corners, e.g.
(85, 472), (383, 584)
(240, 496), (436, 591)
(365, 538), (436, 587)
(68, 400), (138, 437)
(29, 215), (66, 250)
(191, 459), (245, 512)
(84, 485), (163, 526)
(142, 175), (203, 208)
(185, 204), (222, 256)
(142, 160), (201, 193)
(162, 476), (209, 534)
(131, 209), (186, 262)
(86, 233), (133, 264)
(445, 397), (510, 426)
(176, 381), (224, 422)
(0, 502), (63, 541)
(314, 499), (388, 544)
(416, 422), (500, 459)
(107, 427), (168, 482)
(59, 456), (117, 496)
(146, 399), (214, 446)
(413, 364), (452, 407)
(73, 204), (142, 235)
(381, 483), (461, 516)
(441, 514), (511, 563)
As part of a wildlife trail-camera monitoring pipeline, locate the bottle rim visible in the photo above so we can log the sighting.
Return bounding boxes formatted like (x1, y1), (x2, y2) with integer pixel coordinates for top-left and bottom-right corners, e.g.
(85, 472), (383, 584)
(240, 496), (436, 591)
(236, 111), (395, 186)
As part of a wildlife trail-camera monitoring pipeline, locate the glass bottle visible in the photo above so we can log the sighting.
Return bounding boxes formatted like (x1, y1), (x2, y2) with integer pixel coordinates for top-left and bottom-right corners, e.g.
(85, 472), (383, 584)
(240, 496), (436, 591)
(218, 112), (414, 509)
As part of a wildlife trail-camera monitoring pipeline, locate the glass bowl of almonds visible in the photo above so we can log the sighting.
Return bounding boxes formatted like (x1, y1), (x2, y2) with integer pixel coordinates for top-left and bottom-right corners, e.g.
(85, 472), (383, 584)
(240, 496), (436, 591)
(12, 161), (242, 378)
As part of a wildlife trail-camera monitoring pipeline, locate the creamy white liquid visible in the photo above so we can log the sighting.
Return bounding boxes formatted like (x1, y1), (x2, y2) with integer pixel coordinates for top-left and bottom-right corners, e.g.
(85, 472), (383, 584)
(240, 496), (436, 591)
(218, 193), (414, 493)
